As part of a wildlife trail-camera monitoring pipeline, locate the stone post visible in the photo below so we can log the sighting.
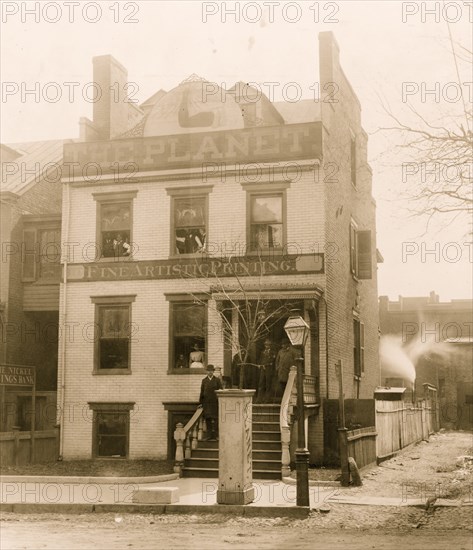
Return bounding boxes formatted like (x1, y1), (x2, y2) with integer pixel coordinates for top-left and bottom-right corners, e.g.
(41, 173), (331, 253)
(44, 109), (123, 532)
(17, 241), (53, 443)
(216, 389), (255, 505)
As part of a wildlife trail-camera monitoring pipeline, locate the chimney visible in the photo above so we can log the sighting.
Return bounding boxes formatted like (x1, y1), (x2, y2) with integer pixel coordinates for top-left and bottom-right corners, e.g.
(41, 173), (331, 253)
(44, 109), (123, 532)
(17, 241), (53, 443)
(429, 291), (439, 304)
(92, 55), (132, 140)
(318, 31), (340, 88)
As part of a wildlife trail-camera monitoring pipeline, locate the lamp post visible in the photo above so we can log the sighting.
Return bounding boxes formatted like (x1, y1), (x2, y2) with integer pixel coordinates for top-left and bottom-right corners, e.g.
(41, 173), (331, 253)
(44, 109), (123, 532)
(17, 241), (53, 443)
(283, 311), (310, 507)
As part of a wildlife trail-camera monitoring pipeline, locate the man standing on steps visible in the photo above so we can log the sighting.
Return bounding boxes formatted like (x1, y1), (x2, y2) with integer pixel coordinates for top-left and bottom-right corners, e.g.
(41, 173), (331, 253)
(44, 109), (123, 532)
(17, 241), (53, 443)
(199, 365), (223, 440)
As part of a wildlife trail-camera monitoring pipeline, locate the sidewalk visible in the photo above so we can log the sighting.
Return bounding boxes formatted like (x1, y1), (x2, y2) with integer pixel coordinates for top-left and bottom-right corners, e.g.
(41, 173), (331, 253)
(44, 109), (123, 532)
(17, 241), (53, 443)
(2, 474), (471, 516)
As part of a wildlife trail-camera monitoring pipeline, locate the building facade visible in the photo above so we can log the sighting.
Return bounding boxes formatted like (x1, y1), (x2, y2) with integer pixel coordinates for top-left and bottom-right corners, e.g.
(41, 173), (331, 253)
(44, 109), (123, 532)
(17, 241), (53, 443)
(1, 140), (70, 431)
(17, 32), (380, 463)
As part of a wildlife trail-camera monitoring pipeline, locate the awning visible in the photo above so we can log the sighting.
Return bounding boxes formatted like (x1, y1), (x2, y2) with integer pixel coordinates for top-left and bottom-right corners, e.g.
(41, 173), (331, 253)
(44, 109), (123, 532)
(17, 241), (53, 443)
(211, 283), (324, 301)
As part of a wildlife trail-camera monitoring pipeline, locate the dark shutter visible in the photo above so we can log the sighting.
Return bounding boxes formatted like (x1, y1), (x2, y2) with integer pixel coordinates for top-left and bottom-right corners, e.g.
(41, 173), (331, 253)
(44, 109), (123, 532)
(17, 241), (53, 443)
(357, 230), (372, 279)
(22, 229), (37, 281)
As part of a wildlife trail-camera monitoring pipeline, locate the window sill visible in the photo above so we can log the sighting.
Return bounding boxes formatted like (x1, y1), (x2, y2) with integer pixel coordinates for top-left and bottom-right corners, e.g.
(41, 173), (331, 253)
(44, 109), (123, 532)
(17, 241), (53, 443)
(95, 256), (135, 263)
(169, 253), (208, 260)
(168, 368), (207, 375)
(93, 369), (132, 375)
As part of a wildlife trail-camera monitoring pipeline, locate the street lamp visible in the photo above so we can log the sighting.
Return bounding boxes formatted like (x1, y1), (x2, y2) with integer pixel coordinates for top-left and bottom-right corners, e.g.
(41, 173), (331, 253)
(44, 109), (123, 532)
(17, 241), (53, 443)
(284, 311), (310, 507)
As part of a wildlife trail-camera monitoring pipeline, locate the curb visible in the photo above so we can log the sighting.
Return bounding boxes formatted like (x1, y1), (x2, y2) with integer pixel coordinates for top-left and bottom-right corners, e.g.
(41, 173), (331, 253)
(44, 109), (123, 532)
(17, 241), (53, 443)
(282, 477), (340, 487)
(0, 473), (179, 485)
(0, 502), (310, 518)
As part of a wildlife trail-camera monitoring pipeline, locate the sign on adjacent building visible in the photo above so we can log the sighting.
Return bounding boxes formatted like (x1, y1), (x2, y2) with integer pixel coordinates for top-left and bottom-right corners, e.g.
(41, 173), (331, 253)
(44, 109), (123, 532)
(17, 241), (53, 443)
(0, 364), (36, 386)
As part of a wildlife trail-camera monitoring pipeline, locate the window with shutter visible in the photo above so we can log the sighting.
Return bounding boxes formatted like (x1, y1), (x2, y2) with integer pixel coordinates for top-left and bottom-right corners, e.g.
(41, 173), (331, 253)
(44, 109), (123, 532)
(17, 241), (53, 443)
(357, 230), (372, 280)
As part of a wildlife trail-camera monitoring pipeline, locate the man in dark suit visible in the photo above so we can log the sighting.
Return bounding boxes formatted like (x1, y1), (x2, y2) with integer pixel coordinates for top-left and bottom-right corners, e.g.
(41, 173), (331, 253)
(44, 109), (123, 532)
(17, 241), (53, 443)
(199, 365), (223, 440)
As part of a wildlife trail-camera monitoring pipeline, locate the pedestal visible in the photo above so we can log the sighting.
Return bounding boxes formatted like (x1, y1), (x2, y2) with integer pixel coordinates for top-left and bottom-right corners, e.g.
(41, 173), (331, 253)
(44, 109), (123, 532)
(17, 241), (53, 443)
(216, 389), (255, 505)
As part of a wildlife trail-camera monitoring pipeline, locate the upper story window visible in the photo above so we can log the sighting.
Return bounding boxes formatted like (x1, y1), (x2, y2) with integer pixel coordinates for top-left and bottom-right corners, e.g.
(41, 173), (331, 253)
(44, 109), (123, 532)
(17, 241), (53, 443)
(22, 218), (61, 283)
(166, 186), (213, 257)
(249, 193), (284, 252)
(91, 295), (136, 374)
(350, 220), (372, 280)
(174, 196), (206, 255)
(93, 191), (137, 260)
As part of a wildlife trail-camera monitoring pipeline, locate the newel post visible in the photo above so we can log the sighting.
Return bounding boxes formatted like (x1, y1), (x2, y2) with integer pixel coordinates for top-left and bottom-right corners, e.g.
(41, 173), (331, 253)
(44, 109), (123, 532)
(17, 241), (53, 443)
(173, 422), (185, 475)
(281, 426), (291, 478)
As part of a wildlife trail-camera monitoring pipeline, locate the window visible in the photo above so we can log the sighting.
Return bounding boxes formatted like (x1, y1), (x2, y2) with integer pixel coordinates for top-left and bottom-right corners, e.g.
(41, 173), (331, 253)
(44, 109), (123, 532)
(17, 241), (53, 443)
(22, 222), (61, 282)
(93, 192), (137, 259)
(349, 222), (372, 280)
(91, 295), (136, 373)
(89, 402), (134, 458)
(249, 194), (284, 252)
(353, 318), (365, 377)
(350, 131), (357, 187)
(39, 228), (61, 280)
(173, 196), (206, 254)
(166, 186), (212, 256)
(168, 297), (207, 372)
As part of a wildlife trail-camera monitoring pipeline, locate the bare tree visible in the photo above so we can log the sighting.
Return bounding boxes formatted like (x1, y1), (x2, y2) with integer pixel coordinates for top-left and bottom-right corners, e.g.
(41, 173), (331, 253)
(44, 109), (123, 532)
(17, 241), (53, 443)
(377, 41), (472, 234)
(181, 254), (299, 389)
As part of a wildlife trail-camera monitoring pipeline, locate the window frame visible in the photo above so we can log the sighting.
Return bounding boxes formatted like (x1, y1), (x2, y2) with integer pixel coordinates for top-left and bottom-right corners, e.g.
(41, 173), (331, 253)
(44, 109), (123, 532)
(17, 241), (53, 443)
(349, 220), (372, 280)
(245, 184), (288, 255)
(166, 186), (213, 258)
(166, 294), (208, 375)
(353, 317), (365, 378)
(22, 218), (62, 283)
(89, 402), (134, 459)
(93, 191), (138, 261)
(91, 295), (136, 375)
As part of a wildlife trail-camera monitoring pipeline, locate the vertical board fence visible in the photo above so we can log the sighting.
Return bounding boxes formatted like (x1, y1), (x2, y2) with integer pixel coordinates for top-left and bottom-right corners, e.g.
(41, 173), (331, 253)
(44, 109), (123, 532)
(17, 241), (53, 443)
(346, 426), (378, 469)
(375, 400), (437, 461)
(0, 428), (59, 467)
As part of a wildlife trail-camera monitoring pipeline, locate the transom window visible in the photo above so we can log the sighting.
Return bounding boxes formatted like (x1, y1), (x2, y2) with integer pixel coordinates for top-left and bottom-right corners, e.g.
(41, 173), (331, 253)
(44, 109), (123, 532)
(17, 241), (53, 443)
(249, 194), (283, 251)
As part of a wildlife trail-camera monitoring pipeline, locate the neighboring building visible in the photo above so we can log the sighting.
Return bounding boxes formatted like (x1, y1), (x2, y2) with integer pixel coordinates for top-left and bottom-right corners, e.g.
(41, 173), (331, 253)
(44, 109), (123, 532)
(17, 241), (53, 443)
(379, 292), (473, 430)
(1, 140), (71, 430)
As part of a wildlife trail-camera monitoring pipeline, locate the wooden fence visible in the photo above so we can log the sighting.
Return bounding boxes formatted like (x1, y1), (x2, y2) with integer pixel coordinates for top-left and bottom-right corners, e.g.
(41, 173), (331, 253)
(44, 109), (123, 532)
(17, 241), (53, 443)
(346, 426), (378, 469)
(376, 400), (437, 461)
(0, 428), (59, 467)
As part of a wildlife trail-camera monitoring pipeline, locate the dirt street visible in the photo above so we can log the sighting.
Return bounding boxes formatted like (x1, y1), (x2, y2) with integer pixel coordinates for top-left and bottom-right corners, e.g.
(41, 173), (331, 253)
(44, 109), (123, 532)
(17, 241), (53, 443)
(1, 431), (472, 549)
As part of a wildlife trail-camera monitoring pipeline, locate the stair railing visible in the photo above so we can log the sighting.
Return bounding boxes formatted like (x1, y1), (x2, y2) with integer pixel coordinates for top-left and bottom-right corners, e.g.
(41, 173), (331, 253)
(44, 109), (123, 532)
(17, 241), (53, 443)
(173, 407), (205, 475)
(280, 365), (297, 477)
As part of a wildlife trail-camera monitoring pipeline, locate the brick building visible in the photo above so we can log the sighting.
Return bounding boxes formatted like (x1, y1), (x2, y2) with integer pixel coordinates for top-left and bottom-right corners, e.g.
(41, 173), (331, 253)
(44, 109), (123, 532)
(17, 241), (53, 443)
(2, 32), (381, 466)
(55, 32), (380, 465)
(379, 292), (473, 430)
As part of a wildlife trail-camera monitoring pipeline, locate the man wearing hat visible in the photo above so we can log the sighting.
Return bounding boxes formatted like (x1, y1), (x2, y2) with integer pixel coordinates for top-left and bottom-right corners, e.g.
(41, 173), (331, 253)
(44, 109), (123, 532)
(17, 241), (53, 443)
(275, 338), (301, 399)
(199, 365), (223, 440)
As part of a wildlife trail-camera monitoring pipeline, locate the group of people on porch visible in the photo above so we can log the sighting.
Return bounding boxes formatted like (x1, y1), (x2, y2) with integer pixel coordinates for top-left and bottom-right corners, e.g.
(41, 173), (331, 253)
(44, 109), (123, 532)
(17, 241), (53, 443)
(231, 337), (301, 403)
(197, 337), (300, 441)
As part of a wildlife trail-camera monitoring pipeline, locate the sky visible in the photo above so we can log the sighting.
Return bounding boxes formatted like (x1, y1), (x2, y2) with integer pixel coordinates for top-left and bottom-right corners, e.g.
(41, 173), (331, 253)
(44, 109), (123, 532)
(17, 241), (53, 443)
(1, 0), (472, 300)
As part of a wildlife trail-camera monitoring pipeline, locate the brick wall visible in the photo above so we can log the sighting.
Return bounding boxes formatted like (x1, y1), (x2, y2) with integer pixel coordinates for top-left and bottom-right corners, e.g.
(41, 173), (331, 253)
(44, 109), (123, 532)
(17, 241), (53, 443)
(319, 31), (380, 401)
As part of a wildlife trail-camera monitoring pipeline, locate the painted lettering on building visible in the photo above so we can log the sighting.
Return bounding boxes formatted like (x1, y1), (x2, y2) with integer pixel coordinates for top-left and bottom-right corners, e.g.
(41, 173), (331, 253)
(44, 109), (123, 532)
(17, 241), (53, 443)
(0, 365), (36, 386)
(63, 122), (322, 176)
(66, 254), (324, 282)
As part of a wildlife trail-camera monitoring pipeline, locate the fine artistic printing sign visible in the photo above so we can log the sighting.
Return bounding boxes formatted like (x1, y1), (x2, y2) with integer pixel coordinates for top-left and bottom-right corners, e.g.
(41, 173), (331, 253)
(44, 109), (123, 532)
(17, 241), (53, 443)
(66, 253), (324, 282)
